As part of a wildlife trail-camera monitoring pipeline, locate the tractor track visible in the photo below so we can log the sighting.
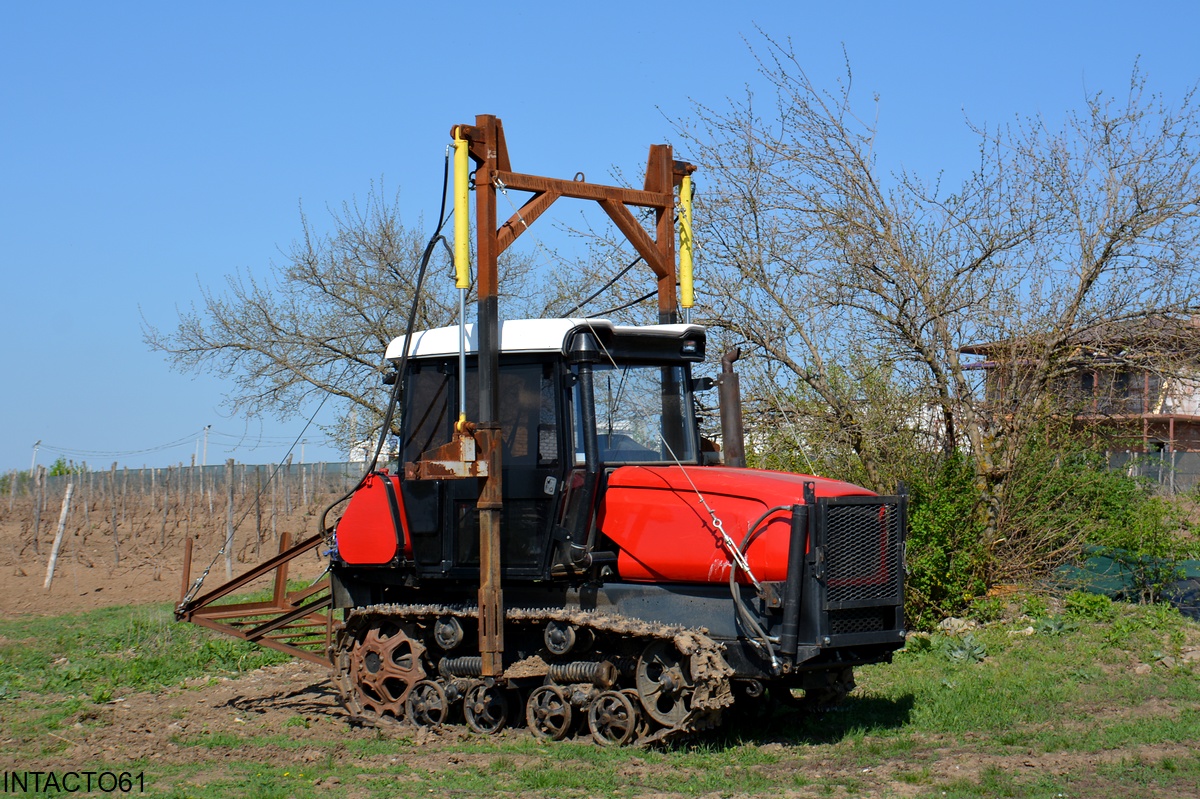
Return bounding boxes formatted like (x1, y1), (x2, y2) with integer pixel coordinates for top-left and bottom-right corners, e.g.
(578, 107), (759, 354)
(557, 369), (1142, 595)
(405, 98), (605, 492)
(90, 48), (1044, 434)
(330, 603), (735, 745)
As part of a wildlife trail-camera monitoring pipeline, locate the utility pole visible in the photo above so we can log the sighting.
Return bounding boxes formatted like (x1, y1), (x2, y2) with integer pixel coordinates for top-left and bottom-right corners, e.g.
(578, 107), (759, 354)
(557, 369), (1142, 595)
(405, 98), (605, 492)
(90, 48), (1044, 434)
(202, 424), (212, 510)
(31, 440), (41, 474)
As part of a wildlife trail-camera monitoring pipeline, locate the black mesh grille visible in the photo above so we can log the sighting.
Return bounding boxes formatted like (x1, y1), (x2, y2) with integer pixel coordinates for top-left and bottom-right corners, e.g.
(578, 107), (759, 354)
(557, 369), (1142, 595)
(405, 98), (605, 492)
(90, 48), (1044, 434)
(830, 607), (889, 635)
(824, 501), (903, 604)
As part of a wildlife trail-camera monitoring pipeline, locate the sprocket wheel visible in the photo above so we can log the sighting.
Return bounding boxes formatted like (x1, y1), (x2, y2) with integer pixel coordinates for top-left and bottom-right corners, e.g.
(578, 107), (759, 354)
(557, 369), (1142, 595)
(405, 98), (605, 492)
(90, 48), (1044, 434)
(525, 685), (572, 741)
(588, 690), (640, 746)
(406, 679), (449, 727)
(348, 622), (427, 720)
(635, 640), (693, 727)
(463, 680), (510, 735)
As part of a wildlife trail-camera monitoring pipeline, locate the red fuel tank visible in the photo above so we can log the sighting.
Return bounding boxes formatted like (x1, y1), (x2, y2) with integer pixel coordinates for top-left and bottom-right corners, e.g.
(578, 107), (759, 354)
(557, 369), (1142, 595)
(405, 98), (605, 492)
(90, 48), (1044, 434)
(335, 471), (412, 565)
(597, 466), (874, 583)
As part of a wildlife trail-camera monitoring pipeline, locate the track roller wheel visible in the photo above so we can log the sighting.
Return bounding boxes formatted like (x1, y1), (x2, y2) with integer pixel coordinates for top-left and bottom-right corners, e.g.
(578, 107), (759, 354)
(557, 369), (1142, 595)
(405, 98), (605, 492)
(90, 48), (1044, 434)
(588, 690), (640, 746)
(463, 680), (510, 735)
(635, 640), (693, 727)
(405, 679), (449, 727)
(525, 685), (573, 741)
(621, 688), (652, 739)
(348, 623), (427, 720)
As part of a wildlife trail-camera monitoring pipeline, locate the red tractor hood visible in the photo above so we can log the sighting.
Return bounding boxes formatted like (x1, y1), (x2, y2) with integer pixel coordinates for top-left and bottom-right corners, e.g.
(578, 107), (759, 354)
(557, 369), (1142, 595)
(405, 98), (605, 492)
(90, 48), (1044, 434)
(597, 465), (875, 584)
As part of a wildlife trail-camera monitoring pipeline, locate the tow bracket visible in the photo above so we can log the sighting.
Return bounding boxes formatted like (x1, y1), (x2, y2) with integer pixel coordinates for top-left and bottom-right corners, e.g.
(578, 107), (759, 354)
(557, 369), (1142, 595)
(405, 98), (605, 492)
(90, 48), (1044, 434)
(177, 532), (334, 666)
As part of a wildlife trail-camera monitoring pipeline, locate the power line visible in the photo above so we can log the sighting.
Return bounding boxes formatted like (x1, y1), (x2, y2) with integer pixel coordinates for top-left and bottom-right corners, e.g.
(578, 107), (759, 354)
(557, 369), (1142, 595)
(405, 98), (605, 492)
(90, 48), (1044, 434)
(38, 429), (208, 458)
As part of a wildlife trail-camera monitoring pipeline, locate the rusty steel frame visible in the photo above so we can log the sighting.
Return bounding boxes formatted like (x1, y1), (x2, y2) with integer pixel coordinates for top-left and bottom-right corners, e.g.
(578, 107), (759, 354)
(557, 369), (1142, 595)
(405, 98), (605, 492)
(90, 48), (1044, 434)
(177, 531), (333, 666)
(177, 118), (698, 675)
(448, 116), (696, 677)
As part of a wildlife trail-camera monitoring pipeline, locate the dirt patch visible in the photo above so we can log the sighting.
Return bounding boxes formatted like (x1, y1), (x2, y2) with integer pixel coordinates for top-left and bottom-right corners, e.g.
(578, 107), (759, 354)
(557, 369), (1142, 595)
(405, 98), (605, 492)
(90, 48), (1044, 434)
(19, 661), (351, 768)
(0, 492), (331, 618)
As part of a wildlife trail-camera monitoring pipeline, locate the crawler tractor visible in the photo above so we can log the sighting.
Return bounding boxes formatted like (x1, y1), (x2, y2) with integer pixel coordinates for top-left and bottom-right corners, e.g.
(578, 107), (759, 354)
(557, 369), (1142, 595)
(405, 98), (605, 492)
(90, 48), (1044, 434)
(178, 116), (907, 745)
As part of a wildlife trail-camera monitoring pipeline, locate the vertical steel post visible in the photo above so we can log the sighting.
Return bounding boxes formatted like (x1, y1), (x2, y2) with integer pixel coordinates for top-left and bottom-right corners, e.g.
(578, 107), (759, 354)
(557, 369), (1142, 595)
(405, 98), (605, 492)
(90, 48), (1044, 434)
(273, 531), (292, 606)
(644, 144), (677, 324)
(473, 115), (505, 678)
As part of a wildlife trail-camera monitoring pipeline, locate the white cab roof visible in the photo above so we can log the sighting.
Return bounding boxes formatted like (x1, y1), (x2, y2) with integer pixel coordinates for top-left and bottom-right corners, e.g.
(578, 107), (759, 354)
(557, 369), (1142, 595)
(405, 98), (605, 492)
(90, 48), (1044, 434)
(385, 318), (705, 360)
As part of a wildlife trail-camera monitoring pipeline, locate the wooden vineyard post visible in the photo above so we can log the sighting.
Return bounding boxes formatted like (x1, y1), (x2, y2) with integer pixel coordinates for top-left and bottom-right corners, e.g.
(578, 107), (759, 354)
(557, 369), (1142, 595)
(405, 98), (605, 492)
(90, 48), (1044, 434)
(225, 458), (235, 579)
(44, 481), (75, 590)
(255, 465), (263, 557)
(109, 461), (120, 565)
(120, 465), (128, 527)
(301, 458), (308, 508)
(186, 454), (194, 538)
(284, 454), (293, 515)
(160, 467), (171, 545)
(31, 466), (44, 556)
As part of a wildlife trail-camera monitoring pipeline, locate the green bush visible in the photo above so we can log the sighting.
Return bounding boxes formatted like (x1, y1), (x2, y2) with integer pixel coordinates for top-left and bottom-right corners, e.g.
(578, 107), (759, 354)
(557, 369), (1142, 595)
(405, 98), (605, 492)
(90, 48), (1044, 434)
(1088, 494), (1198, 603)
(751, 418), (1197, 628)
(995, 430), (1198, 603)
(903, 455), (987, 630)
(994, 437), (1145, 578)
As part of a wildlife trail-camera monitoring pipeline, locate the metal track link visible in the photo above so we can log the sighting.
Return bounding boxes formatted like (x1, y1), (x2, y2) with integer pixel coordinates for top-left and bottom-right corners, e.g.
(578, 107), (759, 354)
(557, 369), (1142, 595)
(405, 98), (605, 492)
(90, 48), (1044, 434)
(331, 603), (734, 744)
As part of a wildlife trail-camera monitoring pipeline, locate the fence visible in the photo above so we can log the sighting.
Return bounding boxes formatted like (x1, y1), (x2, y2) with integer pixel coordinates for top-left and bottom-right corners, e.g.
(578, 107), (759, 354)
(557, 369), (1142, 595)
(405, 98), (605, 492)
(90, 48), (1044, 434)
(6, 461), (362, 499)
(1107, 450), (1200, 495)
(2, 460), (368, 580)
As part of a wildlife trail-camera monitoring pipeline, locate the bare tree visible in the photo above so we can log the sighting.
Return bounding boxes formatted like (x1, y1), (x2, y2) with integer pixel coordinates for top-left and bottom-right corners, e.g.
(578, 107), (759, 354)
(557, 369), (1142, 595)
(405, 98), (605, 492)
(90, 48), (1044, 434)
(144, 183), (546, 449)
(675, 35), (1200, 567)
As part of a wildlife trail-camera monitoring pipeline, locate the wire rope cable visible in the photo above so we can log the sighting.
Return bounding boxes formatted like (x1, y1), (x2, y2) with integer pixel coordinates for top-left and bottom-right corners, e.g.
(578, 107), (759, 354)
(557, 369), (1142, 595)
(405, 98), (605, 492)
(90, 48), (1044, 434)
(562, 255), (644, 317)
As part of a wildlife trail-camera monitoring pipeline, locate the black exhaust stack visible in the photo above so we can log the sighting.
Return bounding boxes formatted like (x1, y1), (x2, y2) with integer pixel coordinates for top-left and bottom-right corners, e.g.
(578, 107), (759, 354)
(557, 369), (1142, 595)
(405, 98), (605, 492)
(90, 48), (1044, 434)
(718, 348), (747, 468)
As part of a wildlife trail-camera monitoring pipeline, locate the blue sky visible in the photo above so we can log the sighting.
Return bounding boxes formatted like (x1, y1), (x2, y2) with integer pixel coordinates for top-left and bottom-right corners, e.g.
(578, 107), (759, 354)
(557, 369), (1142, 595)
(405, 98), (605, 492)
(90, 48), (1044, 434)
(3, 1), (1198, 471)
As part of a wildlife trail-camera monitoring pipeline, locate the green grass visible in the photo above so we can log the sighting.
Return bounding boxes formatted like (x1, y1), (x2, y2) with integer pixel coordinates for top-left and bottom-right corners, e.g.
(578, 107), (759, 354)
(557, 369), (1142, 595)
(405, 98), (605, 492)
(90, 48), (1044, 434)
(0, 603), (289, 699)
(0, 597), (1197, 797)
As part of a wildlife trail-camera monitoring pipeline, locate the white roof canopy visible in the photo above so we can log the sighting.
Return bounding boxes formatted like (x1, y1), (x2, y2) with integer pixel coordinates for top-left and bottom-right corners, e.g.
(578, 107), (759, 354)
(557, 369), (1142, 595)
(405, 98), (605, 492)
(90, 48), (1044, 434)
(384, 318), (705, 360)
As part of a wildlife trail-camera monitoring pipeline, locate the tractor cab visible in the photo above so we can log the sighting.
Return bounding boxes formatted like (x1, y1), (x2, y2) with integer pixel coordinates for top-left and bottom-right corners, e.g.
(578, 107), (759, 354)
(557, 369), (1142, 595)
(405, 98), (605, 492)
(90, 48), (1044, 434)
(333, 318), (707, 581)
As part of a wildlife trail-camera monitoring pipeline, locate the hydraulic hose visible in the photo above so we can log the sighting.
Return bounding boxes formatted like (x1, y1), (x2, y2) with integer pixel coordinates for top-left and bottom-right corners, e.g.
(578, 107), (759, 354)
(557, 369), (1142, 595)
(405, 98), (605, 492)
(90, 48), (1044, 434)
(727, 505), (793, 673)
(319, 149), (454, 536)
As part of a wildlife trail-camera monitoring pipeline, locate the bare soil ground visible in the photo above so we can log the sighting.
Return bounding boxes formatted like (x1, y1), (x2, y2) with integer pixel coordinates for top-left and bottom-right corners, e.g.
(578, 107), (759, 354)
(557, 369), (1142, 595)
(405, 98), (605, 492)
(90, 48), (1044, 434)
(5, 659), (1195, 798)
(0, 493), (329, 617)
(2, 495), (1196, 798)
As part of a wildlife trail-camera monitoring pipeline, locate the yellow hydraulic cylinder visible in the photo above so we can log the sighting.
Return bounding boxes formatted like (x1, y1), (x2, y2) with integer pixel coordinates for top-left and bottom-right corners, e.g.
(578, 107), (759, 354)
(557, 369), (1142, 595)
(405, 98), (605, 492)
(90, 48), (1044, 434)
(453, 127), (471, 289)
(678, 174), (695, 309)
